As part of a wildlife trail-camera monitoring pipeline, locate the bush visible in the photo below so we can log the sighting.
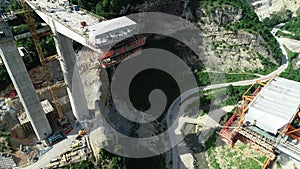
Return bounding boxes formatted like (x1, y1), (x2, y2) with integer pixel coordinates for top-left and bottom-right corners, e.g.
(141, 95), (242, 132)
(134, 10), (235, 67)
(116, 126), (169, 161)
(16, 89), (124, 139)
(98, 148), (122, 169)
(62, 160), (94, 169)
(280, 14), (300, 40)
(262, 10), (293, 28)
(280, 48), (300, 81)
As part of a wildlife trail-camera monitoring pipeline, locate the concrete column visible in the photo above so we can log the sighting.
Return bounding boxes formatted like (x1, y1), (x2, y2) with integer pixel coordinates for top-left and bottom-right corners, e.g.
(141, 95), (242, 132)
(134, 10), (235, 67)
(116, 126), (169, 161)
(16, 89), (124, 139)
(0, 22), (52, 140)
(53, 32), (89, 121)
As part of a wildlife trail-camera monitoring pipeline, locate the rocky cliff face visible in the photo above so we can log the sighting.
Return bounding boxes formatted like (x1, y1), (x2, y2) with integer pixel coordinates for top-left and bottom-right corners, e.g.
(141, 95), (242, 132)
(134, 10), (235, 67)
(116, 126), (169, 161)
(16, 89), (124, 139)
(247, 0), (300, 20)
(67, 0), (279, 74)
(121, 0), (276, 72)
(119, 0), (184, 16)
(206, 7), (243, 25)
(195, 6), (276, 72)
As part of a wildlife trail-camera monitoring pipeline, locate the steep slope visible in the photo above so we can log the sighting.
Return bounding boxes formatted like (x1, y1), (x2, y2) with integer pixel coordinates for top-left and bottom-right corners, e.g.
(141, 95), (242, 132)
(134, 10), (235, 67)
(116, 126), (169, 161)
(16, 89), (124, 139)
(197, 6), (276, 72)
(248, 0), (300, 20)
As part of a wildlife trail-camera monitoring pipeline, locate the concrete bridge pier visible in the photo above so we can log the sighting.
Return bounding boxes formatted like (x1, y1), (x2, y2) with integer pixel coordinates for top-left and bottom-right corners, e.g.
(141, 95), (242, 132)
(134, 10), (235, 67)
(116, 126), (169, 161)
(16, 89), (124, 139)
(0, 22), (52, 140)
(53, 32), (89, 121)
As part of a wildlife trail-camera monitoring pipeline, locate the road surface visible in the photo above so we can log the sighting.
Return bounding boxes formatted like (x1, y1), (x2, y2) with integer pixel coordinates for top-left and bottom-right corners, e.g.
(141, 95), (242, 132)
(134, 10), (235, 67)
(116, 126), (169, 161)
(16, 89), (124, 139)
(23, 128), (80, 169)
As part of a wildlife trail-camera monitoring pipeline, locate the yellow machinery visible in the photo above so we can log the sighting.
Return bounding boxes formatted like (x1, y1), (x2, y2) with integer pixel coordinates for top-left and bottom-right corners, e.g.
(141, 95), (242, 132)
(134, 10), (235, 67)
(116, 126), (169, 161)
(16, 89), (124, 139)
(78, 128), (88, 135)
(70, 151), (78, 157)
(44, 161), (60, 169)
(71, 142), (80, 149)
(20, 0), (67, 125)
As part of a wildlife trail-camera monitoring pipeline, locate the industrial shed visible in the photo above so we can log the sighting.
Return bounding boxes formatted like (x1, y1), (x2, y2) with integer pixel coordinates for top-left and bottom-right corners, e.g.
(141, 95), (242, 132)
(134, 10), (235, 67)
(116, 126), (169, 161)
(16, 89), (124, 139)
(220, 76), (300, 169)
(88, 16), (137, 47)
(243, 77), (300, 135)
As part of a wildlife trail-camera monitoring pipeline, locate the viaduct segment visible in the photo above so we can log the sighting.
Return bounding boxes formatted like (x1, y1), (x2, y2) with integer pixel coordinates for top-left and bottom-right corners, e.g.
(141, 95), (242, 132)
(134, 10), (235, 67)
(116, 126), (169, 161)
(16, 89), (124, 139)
(0, 0), (139, 140)
(0, 22), (52, 140)
(25, 0), (137, 121)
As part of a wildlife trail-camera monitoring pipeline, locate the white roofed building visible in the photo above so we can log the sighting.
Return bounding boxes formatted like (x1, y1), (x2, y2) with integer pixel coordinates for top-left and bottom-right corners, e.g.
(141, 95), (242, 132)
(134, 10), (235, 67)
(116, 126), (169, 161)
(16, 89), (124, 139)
(220, 76), (300, 168)
(243, 77), (300, 135)
(87, 16), (137, 48)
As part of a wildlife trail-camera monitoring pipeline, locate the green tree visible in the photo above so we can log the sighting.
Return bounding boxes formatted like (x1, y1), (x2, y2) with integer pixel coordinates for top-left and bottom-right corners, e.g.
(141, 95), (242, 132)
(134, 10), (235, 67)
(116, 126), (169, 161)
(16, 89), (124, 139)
(97, 148), (122, 169)
(62, 160), (94, 169)
(0, 66), (10, 91)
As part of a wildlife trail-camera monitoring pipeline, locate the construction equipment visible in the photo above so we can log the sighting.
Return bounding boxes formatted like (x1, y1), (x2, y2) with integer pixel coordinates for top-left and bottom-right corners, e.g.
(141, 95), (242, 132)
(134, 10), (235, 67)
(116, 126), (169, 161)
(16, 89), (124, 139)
(70, 151), (78, 157)
(44, 161), (60, 169)
(20, 0), (67, 126)
(47, 132), (64, 145)
(71, 142), (81, 149)
(59, 148), (71, 156)
(78, 128), (88, 135)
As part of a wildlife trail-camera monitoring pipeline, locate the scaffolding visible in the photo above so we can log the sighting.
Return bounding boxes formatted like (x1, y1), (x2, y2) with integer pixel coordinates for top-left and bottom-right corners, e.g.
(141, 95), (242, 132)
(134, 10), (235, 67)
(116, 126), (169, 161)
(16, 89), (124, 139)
(220, 75), (300, 168)
(220, 76), (279, 169)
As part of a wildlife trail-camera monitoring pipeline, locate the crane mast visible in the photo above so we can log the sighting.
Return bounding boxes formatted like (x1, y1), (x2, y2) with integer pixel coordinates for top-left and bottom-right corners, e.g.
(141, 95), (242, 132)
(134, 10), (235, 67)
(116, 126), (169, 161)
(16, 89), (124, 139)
(20, 0), (67, 125)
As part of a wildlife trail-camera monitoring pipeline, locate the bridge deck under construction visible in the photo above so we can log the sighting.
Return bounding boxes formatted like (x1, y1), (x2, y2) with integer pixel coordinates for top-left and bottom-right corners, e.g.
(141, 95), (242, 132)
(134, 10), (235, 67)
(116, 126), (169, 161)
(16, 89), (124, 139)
(26, 0), (137, 50)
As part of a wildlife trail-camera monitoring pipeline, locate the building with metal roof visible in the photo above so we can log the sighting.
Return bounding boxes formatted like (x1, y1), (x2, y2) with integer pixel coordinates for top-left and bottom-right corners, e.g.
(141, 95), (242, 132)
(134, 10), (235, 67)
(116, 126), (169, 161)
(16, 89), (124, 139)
(220, 76), (300, 169)
(244, 77), (300, 135)
(88, 16), (137, 47)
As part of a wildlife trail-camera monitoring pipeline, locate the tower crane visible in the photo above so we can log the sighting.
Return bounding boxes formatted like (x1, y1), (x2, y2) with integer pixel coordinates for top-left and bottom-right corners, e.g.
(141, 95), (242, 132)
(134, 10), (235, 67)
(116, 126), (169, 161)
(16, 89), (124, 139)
(20, 0), (68, 126)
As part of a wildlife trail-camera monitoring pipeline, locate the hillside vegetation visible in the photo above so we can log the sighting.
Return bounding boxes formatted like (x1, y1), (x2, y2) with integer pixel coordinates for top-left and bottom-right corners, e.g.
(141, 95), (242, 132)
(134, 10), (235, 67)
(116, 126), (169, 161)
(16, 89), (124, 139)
(278, 14), (300, 40)
(262, 10), (293, 28)
(69, 0), (146, 19)
(0, 1), (57, 91)
(280, 47), (300, 81)
(197, 0), (282, 65)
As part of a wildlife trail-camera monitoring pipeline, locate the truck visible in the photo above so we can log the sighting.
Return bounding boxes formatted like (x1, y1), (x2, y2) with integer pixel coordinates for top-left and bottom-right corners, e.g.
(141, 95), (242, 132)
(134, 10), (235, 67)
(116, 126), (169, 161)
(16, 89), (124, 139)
(63, 125), (73, 134)
(47, 132), (64, 145)
(70, 151), (78, 157)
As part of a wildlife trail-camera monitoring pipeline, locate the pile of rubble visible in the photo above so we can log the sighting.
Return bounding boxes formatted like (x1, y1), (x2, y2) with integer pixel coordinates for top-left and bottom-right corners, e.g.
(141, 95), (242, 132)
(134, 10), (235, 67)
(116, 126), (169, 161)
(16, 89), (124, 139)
(0, 152), (16, 168)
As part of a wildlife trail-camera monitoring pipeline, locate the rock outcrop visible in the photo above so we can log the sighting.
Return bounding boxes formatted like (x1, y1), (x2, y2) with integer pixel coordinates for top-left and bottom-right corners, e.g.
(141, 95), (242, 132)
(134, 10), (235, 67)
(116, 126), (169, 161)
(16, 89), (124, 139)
(247, 0), (300, 20)
(208, 7), (243, 25)
(116, 0), (278, 72)
(196, 6), (276, 72)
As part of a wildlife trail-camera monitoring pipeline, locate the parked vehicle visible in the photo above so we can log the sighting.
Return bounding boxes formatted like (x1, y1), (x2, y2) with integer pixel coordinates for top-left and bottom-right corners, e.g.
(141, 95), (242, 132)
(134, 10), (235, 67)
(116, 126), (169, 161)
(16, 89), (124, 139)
(48, 132), (64, 145)
(32, 156), (38, 163)
(63, 125), (73, 134)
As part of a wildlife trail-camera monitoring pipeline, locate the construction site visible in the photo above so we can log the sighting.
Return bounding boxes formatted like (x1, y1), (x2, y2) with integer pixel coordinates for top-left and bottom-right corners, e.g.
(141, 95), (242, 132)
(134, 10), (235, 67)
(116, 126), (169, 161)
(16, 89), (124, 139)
(0, 0), (147, 168)
(1, 0), (300, 169)
(43, 134), (93, 169)
(220, 76), (300, 169)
